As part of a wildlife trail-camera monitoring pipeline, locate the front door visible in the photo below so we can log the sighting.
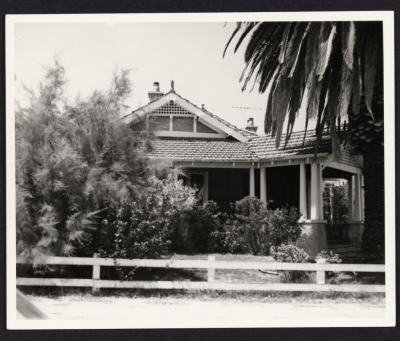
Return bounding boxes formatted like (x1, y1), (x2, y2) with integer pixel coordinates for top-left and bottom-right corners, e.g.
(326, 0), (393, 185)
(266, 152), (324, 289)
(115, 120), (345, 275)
(188, 172), (208, 204)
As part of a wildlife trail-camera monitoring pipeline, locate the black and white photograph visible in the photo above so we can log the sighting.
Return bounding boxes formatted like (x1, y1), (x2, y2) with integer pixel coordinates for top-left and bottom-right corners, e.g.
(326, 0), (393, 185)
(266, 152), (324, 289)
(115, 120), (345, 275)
(5, 12), (395, 329)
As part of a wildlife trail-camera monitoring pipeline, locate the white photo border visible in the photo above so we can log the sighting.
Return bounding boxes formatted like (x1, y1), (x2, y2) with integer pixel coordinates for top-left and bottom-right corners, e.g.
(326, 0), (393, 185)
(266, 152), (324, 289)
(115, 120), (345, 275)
(5, 11), (396, 329)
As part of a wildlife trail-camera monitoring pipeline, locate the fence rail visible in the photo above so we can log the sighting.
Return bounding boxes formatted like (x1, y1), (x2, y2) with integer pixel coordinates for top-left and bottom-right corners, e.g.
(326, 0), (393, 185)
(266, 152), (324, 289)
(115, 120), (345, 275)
(17, 256), (385, 293)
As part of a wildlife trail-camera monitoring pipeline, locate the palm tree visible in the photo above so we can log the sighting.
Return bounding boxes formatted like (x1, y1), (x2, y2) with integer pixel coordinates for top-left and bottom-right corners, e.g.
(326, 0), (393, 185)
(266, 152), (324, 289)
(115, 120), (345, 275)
(225, 22), (384, 260)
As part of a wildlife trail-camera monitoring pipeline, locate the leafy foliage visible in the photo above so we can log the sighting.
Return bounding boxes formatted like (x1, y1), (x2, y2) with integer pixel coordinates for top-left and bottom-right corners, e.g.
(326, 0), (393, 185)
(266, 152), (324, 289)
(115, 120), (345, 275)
(212, 197), (302, 255)
(170, 200), (225, 254)
(323, 182), (348, 227)
(315, 250), (342, 264)
(271, 244), (310, 283)
(315, 250), (342, 281)
(15, 61), (153, 260)
(112, 199), (171, 259)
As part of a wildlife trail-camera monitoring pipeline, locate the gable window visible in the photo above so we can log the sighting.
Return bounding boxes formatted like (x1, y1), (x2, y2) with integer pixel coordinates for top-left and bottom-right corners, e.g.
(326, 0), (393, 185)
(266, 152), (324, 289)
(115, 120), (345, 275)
(173, 117), (194, 132)
(149, 116), (169, 131)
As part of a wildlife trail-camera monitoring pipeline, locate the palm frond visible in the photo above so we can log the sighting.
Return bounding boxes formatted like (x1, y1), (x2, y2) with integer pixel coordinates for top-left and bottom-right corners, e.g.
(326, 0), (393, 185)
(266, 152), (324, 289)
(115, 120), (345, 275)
(363, 24), (379, 120)
(225, 20), (383, 155)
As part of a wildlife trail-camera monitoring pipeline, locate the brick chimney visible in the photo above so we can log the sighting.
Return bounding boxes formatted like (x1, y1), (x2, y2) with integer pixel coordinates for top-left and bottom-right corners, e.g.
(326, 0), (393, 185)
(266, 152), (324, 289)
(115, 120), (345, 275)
(245, 117), (258, 133)
(148, 81), (164, 102)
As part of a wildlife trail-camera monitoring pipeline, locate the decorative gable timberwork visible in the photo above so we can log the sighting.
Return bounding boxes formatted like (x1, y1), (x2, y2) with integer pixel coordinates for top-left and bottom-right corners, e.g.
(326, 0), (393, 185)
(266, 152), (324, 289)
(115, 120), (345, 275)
(123, 91), (250, 142)
(152, 101), (192, 116)
(145, 100), (224, 137)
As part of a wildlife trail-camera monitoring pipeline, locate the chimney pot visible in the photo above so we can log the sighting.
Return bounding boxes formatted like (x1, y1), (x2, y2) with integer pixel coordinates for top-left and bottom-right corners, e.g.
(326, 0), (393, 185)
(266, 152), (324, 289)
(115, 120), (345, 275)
(148, 81), (164, 102)
(245, 117), (258, 133)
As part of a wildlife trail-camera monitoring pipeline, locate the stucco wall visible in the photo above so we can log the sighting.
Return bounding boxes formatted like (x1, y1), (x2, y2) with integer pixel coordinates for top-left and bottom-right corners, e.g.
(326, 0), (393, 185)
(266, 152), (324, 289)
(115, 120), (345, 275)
(197, 121), (216, 134)
(296, 221), (328, 259)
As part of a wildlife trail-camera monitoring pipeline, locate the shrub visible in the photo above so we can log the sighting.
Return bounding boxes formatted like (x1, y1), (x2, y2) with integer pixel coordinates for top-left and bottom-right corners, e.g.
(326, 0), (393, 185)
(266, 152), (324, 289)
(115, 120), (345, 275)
(233, 196), (270, 255)
(170, 201), (224, 254)
(79, 174), (197, 260)
(211, 197), (302, 255)
(315, 250), (342, 264)
(315, 250), (342, 281)
(211, 217), (248, 254)
(323, 182), (348, 226)
(266, 207), (302, 247)
(271, 244), (310, 283)
(112, 200), (171, 259)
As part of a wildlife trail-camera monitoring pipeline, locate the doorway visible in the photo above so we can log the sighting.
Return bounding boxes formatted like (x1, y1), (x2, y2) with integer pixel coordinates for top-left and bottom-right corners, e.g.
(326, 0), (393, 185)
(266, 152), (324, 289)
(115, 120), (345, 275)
(188, 172), (208, 204)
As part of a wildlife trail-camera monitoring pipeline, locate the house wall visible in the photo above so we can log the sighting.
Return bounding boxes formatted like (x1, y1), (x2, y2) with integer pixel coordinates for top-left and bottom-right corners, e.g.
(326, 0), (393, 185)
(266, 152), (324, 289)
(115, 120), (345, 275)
(297, 222), (328, 258)
(197, 121), (217, 134)
(338, 145), (362, 168)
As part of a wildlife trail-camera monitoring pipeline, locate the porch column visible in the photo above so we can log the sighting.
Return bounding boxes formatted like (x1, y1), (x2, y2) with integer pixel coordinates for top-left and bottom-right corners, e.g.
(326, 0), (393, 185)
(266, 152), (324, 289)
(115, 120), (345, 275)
(348, 176), (354, 221)
(249, 165), (255, 197)
(319, 164), (324, 219)
(354, 174), (362, 221)
(260, 166), (267, 204)
(299, 162), (307, 218)
(360, 174), (365, 221)
(203, 172), (209, 203)
(310, 162), (321, 220)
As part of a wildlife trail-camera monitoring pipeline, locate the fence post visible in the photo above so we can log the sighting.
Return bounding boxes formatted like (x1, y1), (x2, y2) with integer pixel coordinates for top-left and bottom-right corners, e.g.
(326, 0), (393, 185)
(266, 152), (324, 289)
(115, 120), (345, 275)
(92, 253), (100, 295)
(207, 255), (216, 282)
(316, 261), (326, 285)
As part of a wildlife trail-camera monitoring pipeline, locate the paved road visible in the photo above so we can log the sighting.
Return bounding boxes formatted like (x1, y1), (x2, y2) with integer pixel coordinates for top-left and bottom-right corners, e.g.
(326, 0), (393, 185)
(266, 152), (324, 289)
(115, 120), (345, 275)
(23, 295), (387, 328)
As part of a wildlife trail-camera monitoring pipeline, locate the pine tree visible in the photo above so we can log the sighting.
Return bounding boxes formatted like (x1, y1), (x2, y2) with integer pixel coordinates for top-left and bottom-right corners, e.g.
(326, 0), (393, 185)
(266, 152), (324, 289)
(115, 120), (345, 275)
(16, 62), (152, 259)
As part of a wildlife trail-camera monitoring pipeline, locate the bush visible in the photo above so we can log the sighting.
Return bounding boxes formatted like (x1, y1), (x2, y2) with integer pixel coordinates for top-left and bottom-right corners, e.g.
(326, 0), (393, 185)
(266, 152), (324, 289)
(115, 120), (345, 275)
(211, 218), (248, 254)
(271, 244), (310, 283)
(323, 182), (348, 226)
(170, 201), (224, 254)
(112, 200), (171, 259)
(212, 197), (302, 255)
(266, 207), (302, 247)
(80, 174), (197, 259)
(315, 250), (342, 264)
(315, 250), (342, 281)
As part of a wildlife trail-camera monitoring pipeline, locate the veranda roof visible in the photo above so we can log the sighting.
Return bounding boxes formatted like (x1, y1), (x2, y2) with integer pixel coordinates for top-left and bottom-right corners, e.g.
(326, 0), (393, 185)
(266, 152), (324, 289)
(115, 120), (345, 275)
(146, 130), (332, 162)
(248, 130), (332, 160)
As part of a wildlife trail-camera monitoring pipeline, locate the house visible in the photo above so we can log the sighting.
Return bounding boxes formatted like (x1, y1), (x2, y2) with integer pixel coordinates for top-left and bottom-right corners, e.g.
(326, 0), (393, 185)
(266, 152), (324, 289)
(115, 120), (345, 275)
(123, 81), (365, 257)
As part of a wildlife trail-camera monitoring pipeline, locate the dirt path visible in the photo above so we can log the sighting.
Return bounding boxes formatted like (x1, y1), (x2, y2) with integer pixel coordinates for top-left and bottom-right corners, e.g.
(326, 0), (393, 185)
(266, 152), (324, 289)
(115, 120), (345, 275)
(24, 295), (386, 327)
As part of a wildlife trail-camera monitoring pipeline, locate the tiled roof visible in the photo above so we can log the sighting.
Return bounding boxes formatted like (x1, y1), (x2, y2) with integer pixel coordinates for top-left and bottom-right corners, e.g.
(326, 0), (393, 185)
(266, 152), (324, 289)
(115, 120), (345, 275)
(146, 137), (258, 161)
(146, 130), (333, 162)
(128, 88), (337, 162)
(248, 130), (332, 160)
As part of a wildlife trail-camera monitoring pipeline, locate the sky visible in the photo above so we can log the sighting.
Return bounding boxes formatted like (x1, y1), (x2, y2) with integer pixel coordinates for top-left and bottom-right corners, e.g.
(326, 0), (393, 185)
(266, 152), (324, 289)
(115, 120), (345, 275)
(14, 22), (307, 133)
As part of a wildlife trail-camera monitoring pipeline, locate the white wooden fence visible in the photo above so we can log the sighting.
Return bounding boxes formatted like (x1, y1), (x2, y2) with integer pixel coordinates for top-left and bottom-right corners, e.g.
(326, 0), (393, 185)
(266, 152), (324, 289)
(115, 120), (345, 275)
(16, 255), (385, 294)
